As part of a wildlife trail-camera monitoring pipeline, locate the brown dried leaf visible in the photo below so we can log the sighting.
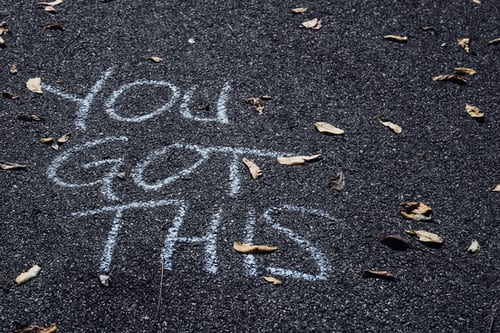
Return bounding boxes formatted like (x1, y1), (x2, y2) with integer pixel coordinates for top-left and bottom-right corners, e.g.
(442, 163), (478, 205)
(465, 104), (484, 119)
(15, 265), (41, 285)
(432, 74), (467, 84)
(378, 116), (402, 134)
(457, 37), (470, 53)
(9, 64), (17, 74)
(245, 97), (262, 106)
(147, 56), (164, 63)
(43, 5), (57, 13)
(301, 18), (322, 30)
(405, 229), (444, 244)
(26, 78), (43, 94)
(233, 241), (277, 254)
(488, 37), (500, 45)
(361, 269), (395, 280)
(40, 137), (54, 144)
(51, 142), (60, 150)
(11, 322), (57, 333)
(0, 21), (10, 35)
(383, 35), (408, 42)
(314, 121), (345, 135)
(489, 184), (500, 192)
(38, 0), (63, 6)
(454, 67), (476, 75)
(277, 154), (321, 165)
(263, 276), (282, 285)
(291, 7), (308, 14)
(400, 201), (433, 221)
(57, 132), (71, 143)
(0, 161), (27, 170)
(3, 90), (20, 100)
(330, 170), (345, 191)
(18, 114), (44, 122)
(379, 234), (410, 251)
(43, 22), (64, 31)
(242, 157), (262, 180)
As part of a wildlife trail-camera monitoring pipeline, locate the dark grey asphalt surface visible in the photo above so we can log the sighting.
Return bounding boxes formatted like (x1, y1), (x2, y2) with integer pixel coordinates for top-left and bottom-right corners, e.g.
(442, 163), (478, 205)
(1, 1), (499, 332)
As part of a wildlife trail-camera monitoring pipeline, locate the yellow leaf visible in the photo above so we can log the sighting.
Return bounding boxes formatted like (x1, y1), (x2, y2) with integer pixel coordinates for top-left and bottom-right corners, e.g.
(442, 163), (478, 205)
(378, 116), (402, 134)
(233, 241), (277, 254)
(454, 67), (476, 75)
(314, 121), (345, 135)
(242, 157), (262, 179)
(26, 78), (43, 94)
(465, 104), (484, 118)
(467, 240), (480, 253)
(488, 37), (500, 45)
(277, 154), (321, 165)
(432, 74), (467, 84)
(15, 265), (41, 285)
(405, 229), (444, 244)
(383, 35), (408, 42)
(147, 56), (164, 63)
(291, 7), (308, 14)
(263, 276), (282, 285)
(400, 201), (433, 221)
(457, 37), (470, 53)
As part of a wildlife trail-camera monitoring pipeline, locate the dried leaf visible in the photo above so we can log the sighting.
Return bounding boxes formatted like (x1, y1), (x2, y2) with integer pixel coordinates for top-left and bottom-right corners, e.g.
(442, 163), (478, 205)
(432, 74), (467, 84)
(301, 18), (322, 30)
(291, 7), (308, 14)
(147, 56), (164, 63)
(277, 154), (321, 165)
(40, 137), (54, 144)
(99, 274), (110, 286)
(465, 104), (484, 119)
(15, 265), (41, 285)
(11, 322), (57, 333)
(0, 21), (10, 35)
(0, 161), (27, 170)
(467, 239), (480, 253)
(26, 78), (43, 94)
(330, 170), (345, 191)
(314, 121), (345, 135)
(378, 116), (402, 134)
(488, 37), (500, 45)
(454, 67), (476, 75)
(473, 0), (480, 4)
(405, 229), (444, 244)
(116, 172), (126, 180)
(457, 37), (470, 53)
(44, 5), (57, 13)
(56, 132), (71, 143)
(0, 36), (5, 46)
(9, 64), (17, 74)
(188, 37), (195, 44)
(43, 22), (64, 31)
(233, 241), (277, 254)
(489, 184), (500, 192)
(242, 157), (262, 179)
(400, 201), (433, 221)
(263, 276), (282, 285)
(379, 234), (410, 251)
(38, 0), (63, 6)
(18, 114), (44, 122)
(51, 142), (59, 150)
(383, 35), (408, 42)
(3, 90), (20, 100)
(361, 269), (395, 280)
(261, 95), (272, 100)
(245, 97), (265, 113)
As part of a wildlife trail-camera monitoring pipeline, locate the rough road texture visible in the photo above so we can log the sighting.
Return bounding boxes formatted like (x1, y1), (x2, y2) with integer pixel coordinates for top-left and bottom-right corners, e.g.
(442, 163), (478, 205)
(1, 1), (499, 332)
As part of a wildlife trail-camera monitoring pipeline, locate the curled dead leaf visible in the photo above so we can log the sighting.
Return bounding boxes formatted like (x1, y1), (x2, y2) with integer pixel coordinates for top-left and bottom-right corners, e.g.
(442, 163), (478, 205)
(3, 90), (20, 100)
(242, 157), (262, 180)
(465, 104), (484, 119)
(432, 74), (467, 84)
(56, 132), (71, 144)
(400, 201), (433, 221)
(15, 265), (41, 285)
(147, 56), (164, 63)
(263, 276), (282, 285)
(457, 37), (470, 53)
(405, 229), (444, 244)
(99, 274), (110, 286)
(488, 37), (500, 45)
(291, 7), (308, 14)
(277, 154), (321, 165)
(454, 67), (476, 75)
(188, 37), (195, 44)
(379, 234), (410, 251)
(0, 21), (10, 35)
(0, 161), (27, 170)
(11, 322), (57, 333)
(233, 241), (277, 254)
(40, 137), (54, 144)
(43, 22), (64, 31)
(383, 35), (408, 42)
(245, 97), (265, 114)
(330, 170), (345, 192)
(378, 116), (402, 134)
(361, 269), (395, 280)
(51, 142), (60, 150)
(18, 114), (44, 122)
(9, 64), (17, 74)
(260, 95), (272, 100)
(43, 5), (57, 13)
(26, 78), (43, 94)
(0, 36), (5, 46)
(467, 239), (480, 253)
(38, 0), (63, 6)
(314, 121), (344, 135)
(489, 184), (500, 192)
(473, 0), (480, 4)
(301, 18), (322, 30)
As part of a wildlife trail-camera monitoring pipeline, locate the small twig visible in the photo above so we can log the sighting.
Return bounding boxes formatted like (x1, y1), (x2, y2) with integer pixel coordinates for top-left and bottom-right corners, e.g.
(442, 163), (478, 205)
(154, 260), (165, 323)
(489, 306), (496, 333)
(226, 23), (235, 34)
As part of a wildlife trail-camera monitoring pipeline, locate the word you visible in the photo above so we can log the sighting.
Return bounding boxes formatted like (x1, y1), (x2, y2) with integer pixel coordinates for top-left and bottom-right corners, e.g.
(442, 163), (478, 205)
(43, 67), (232, 130)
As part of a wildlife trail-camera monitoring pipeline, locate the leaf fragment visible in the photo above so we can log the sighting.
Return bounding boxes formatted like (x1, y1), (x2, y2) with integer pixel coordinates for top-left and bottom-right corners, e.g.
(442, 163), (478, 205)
(18, 114), (44, 122)
(467, 239), (480, 253)
(0, 161), (27, 170)
(379, 234), (410, 251)
(405, 229), (444, 244)
(188, 37), (195, 44)
(0, 36), (4, 46)
(43, 22), (64, 31)
(26, 78), (43, 94)
(37, 0), (63, 6)
(11, 322), (57, 333)
(40, 137), (54, 144)
(432, 74), (467, 84)
(99, 274), (110, 287)
(489, 184), (500, 192)
(378, 116), (402, 134)
(314, 121), (345, 135)
(15, 265), (41, 285)
(263, 276), (282, 285)
(233, 241), (277, 254)
(9, 64), (18, 74)
(472, 0), (480, 4)
(277, 154), (321, 165)
(488, 37), (500, 45)
(3, 90), (20, 100)
(383, 35), (408, 42)
(43, 5), (57, 13)
(242, 157), (262, 179)
(465, 104), (484, 119)
(291, 7), (308, 14)
(0, 21), (11, 35)
(361, 269), (395, 280)
(457, 37), (470, 53)
(454, 67), (476, 75)
(245, 97), (265, 114)
(330, 170), (345, 191)
(301, 18), (322, 30)
(147, 56), (164, 63)
(56, 132), (71, 143)
(400, 201), (433, 221)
